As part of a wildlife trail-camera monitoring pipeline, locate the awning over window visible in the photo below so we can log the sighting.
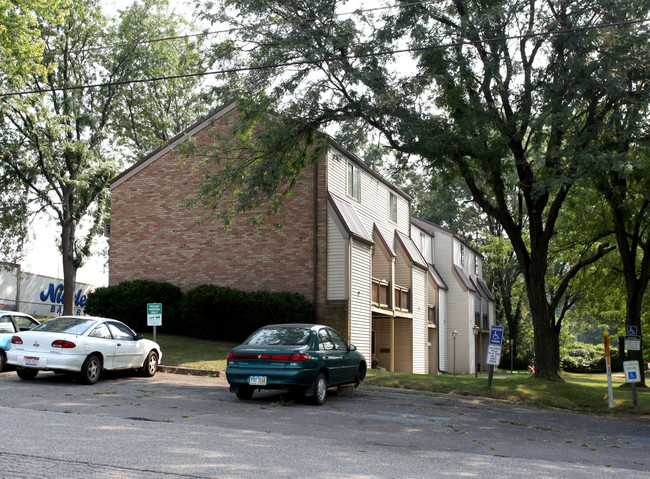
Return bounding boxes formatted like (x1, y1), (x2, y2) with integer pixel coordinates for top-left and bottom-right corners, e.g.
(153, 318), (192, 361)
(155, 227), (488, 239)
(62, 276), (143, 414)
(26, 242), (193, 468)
(453, 265), (477, 292)
(477, 277), (496, 301)
(429, 264), (448, 290)
(396, 231), (428, 269)
(328, 193), (373, 244)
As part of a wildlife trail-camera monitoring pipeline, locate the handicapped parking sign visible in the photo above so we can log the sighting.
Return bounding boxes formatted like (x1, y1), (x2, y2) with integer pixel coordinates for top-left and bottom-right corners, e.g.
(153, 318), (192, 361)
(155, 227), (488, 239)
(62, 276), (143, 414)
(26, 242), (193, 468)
(623, 361), (641, 384)
(489, 325), (504, 346)
(626, 325), (638, 336)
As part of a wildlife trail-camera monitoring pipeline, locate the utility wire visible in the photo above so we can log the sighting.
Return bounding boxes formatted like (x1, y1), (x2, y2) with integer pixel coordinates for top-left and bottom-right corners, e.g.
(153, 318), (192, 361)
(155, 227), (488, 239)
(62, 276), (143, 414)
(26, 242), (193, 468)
(0, 0), (438, 65)
(0, 17), (647, 99)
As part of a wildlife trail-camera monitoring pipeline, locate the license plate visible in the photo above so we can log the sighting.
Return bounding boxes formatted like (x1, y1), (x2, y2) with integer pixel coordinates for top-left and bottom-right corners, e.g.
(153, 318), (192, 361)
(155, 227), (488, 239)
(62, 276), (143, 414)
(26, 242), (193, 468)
(249, 376), (267, 386)
(25, 357), (39, 367)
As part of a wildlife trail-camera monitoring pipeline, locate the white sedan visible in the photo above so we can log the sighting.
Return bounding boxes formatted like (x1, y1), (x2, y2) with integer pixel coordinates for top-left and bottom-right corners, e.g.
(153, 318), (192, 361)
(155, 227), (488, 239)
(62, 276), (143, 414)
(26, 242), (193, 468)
(6, 316), (162, 384)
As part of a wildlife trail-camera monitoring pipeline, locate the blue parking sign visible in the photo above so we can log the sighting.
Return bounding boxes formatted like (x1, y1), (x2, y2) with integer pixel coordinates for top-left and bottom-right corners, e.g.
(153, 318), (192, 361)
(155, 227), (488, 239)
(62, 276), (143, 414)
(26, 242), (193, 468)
(626, 325), (638, 336)
(489, 326), (504, 346)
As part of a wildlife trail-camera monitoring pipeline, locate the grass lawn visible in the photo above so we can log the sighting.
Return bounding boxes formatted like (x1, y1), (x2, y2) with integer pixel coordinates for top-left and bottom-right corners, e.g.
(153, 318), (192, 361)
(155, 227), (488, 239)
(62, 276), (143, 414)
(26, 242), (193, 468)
(148, 332), (649, 415)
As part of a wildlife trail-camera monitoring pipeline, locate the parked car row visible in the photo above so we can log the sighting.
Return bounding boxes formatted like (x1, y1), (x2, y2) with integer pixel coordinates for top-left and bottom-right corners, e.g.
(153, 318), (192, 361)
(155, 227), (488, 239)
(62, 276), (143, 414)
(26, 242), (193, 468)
(1, 314), (366, 405)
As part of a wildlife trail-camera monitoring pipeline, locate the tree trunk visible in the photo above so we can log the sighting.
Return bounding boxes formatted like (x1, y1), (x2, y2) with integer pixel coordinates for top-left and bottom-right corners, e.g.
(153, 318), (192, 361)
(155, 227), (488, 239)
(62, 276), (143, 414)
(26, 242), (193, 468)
(61, 220), (76, 316)
(528, 293), (562, 380)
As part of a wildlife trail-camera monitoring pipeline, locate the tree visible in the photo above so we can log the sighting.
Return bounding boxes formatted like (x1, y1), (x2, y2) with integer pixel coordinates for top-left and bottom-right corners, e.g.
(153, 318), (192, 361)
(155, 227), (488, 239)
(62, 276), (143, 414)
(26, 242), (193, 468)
(194, 0), (649, 380)
(0, 0), (206, 314)
(594, 149), (650, 385)
(0, 0), (68, 86)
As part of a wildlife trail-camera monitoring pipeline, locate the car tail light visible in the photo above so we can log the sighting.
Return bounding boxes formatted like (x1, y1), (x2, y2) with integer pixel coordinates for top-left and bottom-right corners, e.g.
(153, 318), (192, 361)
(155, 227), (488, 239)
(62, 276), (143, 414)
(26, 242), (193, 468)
(11, 336), (23, 345)
(228, 352), (307, 361)
(290, 352), (310, 361)
(52, 339), (76, 349)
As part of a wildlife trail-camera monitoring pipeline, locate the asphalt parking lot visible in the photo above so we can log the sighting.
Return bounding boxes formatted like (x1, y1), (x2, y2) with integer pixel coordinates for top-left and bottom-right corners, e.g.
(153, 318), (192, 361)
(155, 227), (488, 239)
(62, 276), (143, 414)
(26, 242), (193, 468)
(1, 368), (649, 478)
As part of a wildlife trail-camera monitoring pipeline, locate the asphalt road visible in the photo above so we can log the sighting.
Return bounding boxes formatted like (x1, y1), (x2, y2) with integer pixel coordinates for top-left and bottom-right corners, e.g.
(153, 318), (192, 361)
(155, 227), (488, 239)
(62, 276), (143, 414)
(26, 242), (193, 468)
(0, 369), (648, 478)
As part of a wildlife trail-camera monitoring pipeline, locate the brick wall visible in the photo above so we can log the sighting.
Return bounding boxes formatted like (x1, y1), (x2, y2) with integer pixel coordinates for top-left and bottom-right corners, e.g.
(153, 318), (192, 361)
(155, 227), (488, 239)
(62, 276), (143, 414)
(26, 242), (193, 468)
(109, 107), (329, 311)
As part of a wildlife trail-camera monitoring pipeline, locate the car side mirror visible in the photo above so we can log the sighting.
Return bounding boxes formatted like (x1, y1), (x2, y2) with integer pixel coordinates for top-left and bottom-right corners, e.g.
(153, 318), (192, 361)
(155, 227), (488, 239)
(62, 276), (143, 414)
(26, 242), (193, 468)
(347, 344), (357, 351)
(134, 334), (144, 340)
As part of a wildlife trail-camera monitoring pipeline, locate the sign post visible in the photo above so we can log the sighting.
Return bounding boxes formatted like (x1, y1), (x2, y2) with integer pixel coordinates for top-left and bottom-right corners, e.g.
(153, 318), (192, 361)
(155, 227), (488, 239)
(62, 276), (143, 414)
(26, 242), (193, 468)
(604, 332), (614, 409)
(623, 360), (641, 409)
(147, 303), (162, 343)
(486, 325), (504, 390)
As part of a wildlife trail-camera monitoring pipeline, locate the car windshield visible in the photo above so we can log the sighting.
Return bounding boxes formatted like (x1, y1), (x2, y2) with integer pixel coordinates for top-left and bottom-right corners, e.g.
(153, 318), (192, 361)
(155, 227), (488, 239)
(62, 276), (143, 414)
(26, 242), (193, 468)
(245, 327), (311, 346)
(34, 317), (97, 335)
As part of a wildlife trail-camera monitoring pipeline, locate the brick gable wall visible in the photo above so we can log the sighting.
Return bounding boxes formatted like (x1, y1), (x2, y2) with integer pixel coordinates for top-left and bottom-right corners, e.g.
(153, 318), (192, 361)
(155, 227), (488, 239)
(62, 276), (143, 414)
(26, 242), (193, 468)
(109, 108), (329, 313)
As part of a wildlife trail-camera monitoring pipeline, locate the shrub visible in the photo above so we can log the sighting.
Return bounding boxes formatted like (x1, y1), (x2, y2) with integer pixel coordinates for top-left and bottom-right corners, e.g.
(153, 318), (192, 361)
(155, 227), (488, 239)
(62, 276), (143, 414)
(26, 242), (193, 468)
(560, 342), (622, 372)
(85, 280), (183, 332)
(86, 281), (316, 343)
(178, 286), (316, 342)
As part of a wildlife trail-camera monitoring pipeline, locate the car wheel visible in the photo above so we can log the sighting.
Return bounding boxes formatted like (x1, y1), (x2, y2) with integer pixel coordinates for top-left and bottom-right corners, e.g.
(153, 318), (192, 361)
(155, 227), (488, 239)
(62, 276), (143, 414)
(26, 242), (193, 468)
(141, 350), (158, 377)
(236, 386), (254, 400)
(79, 354), (102, 385)
(17, 368), (38, 380)
(355, 362), (367, 387)
(0, 350), (5, 372)
(311, 372), (327, 406)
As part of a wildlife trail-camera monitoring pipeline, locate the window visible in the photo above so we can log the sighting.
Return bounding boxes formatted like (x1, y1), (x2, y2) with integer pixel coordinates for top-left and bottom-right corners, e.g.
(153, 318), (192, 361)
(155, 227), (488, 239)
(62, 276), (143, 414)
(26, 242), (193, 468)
(318, 329), (334, 350)
(89, 323), (112, 339)
(245, 326), (311, 346)
(0, 315), (15, 333)
(389, 192), (397, 222)
(328, 329), (348, 349)
(474, 255), (479, 275)
(13, 314), (39, 331)
(460, 244), (465, 265)
(108, 321), (136, 340)
(347, 162), (359, 200)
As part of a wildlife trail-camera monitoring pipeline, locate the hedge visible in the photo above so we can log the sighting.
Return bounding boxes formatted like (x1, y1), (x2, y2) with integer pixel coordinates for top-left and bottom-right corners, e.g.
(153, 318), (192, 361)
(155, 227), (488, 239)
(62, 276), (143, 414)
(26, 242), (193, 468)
(84, 280), (183, 333)
(85, 281), (316, 342)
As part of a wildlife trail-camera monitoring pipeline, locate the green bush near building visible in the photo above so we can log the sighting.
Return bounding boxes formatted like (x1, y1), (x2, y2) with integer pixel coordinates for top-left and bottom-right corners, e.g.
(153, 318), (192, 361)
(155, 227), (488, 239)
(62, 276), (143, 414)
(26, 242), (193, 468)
(84, 280), (183, 332)
(85, 280), (316, 343)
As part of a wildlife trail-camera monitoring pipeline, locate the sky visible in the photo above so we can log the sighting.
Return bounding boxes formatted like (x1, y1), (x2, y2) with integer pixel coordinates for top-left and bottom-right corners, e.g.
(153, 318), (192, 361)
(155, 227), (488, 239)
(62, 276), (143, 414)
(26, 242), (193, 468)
(22, 217), (109, 287)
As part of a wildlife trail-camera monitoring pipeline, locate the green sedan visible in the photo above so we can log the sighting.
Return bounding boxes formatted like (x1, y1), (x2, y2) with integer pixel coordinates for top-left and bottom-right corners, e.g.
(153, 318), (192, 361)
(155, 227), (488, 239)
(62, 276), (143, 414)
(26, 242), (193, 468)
(226, 323), (367, 405)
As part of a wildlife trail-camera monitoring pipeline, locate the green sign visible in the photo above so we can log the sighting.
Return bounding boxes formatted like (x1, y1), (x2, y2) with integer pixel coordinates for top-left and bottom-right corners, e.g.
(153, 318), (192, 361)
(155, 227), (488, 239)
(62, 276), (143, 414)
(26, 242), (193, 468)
(147, 303), (162, 326)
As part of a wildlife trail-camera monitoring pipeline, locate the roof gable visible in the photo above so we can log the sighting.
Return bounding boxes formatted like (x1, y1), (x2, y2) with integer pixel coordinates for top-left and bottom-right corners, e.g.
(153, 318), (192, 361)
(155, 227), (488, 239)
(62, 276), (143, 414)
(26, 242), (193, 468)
(110, 100), (238, 189)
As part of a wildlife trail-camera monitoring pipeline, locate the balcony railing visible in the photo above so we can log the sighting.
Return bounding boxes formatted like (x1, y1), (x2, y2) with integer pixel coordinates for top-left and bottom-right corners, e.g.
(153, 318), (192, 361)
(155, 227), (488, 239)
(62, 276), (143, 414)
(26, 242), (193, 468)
(372, 278), (389, 307)
(394, 285), (410, 312)
(371, 279), (411, 312)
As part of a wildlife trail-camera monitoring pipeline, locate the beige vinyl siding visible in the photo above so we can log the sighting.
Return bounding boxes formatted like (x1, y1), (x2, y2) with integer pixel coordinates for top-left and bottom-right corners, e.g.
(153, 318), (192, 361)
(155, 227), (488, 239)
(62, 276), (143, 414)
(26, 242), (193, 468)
(350, 240), (372, 364)
(327, 149), (410, 255)
(464, 292), (475, 374)
(327, 212), (348, 301)
(413, 225), (433, 264)
(438, 289), (448, 371)
(327, 151), (348, 200)
(412, 267), (427, 374)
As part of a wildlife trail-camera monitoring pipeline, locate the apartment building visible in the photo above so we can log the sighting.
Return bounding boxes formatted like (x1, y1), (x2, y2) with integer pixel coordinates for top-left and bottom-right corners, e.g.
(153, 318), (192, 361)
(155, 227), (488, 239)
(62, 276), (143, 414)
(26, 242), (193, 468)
(109, 100), (493, 374)
(411, 217), (495, 374)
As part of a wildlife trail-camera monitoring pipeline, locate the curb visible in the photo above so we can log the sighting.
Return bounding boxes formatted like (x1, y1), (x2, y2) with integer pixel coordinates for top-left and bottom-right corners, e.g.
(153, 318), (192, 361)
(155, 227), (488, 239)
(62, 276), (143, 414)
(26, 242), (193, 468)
(158, 365), (221, 377)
